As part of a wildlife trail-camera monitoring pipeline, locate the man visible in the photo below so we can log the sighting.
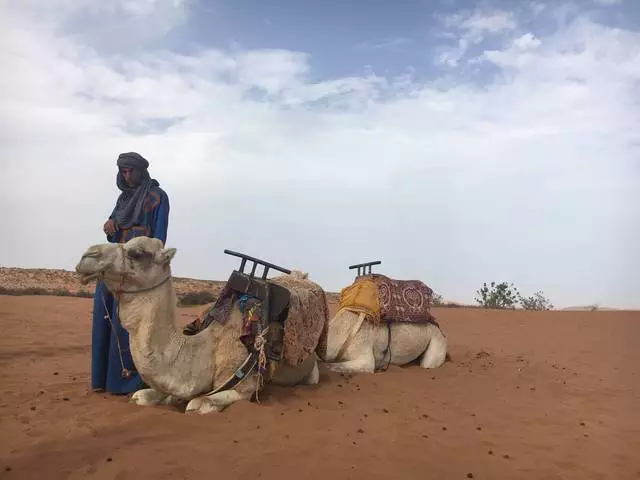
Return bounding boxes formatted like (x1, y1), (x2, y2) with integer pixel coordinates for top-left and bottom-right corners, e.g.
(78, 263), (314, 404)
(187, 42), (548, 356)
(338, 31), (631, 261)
(91, 152), (170, 394)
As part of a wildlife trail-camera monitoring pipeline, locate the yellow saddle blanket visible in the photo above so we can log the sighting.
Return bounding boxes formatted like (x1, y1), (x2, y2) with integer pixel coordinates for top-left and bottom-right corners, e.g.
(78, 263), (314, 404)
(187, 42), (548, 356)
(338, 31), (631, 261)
(337, 276), (382, 323)
(338, 274), (435, 325)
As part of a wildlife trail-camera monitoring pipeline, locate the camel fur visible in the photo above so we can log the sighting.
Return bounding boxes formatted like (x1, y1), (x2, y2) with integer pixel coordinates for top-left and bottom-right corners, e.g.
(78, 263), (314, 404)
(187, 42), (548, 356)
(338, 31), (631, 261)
(318, 280), (448, 374)
(75, 236), (321, 414)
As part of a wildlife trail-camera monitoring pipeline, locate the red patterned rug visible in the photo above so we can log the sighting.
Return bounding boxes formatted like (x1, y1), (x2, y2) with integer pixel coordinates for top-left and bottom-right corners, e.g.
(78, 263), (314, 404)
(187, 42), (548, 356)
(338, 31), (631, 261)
(367, 274), (436, 325)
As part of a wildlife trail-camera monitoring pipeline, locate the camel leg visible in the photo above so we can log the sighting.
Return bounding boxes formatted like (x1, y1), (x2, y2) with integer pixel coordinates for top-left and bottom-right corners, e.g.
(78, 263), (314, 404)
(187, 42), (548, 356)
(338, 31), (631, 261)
(302, 358), (320, 385)
(185, 389), (251, 415)
(323, 351), (375, 374)
(419, 326), (448, 369)
(130, 388), (182, 407)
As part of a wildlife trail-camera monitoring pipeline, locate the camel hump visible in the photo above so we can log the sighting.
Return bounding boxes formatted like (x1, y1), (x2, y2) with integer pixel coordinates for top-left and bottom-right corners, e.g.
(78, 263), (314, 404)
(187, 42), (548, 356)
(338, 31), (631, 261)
(287, 269), (309, 280)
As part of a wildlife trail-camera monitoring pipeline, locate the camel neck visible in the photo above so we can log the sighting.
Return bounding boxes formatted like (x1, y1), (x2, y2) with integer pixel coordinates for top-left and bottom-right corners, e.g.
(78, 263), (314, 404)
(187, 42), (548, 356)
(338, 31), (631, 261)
(119, 278), (215, 397)
(119, 278), (180, 354)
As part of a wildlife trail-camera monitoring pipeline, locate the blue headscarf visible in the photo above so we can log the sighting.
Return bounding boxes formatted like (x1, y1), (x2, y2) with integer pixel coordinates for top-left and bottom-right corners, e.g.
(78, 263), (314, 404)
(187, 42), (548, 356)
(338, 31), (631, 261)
(112, 152), (160, 229)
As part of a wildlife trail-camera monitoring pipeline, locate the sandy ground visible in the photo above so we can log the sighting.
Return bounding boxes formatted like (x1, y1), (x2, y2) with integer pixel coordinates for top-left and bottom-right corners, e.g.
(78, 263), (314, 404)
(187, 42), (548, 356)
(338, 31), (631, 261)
(0, 295), (638, 480)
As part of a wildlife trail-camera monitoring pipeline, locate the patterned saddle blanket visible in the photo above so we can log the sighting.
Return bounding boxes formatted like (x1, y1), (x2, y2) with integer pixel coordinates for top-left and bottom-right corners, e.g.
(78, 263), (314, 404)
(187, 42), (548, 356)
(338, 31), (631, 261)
(338, 274), (437, 325)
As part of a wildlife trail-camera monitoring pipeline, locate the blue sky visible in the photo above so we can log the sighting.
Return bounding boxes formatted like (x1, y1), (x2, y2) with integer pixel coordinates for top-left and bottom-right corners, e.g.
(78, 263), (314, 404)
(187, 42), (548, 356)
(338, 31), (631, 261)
(0, 0), (639, 309)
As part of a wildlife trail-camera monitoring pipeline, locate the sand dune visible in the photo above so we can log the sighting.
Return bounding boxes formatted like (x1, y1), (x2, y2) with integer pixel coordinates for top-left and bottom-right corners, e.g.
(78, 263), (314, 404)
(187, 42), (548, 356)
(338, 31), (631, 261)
(0, 289), (638, 479)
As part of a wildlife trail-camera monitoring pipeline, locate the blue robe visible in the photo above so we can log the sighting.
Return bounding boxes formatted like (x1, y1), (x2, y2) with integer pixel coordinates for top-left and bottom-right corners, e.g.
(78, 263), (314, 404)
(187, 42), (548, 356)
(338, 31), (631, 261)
(91, 186), (170, 394)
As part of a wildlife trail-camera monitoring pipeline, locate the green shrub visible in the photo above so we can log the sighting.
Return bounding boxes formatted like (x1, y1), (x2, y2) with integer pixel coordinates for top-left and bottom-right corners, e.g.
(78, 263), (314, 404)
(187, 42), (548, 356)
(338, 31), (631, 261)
(475, 281), (520, 309)
(519, 291), (554, 311)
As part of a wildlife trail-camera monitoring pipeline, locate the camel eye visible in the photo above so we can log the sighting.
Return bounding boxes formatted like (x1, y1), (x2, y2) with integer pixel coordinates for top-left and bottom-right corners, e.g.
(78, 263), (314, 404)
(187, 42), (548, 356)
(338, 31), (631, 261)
(128, 249), (151, 260)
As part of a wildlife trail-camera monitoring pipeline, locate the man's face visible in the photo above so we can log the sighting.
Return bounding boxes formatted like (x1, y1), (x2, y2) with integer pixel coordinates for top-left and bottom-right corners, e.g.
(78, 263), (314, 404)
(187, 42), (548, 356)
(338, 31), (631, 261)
(120, 167), (138, 187)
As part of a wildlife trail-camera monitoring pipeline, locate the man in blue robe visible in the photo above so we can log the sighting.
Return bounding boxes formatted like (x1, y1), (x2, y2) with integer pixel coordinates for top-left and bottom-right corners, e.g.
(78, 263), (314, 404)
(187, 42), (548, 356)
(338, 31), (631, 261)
(91, 152), (170, 394)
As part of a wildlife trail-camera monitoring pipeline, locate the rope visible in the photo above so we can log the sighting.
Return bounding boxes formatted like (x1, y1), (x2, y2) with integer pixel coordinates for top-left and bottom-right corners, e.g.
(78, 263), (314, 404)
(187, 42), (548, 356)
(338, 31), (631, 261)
(101, 291), (136, 379)
(97, 243), (170, 380)
(252, 325), (270, 404)
(379, 321), (392, 372)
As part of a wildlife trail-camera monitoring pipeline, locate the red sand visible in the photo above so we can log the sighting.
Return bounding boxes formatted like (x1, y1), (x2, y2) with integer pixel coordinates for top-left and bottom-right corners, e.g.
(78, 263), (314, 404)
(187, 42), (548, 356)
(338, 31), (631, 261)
(0, 295), (638, 479)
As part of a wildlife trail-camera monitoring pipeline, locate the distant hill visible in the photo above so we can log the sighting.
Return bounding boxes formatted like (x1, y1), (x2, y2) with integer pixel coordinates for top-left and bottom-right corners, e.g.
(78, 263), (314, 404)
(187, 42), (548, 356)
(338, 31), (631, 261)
(0, 267), (341, 306)
(559, 305), (620, 311)
(0, 266), (227, 297)
(3, 267), (629, 311)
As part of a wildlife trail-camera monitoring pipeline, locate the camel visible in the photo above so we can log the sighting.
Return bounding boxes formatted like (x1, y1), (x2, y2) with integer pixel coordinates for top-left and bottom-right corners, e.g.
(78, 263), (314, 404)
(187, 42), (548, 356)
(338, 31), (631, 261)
(75, 236), (323, 414)
(318, 273), (448, 374)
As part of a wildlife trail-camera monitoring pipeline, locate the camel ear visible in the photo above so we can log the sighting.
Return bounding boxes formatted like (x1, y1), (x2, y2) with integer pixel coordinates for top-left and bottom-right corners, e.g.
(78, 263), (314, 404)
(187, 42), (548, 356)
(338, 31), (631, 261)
(155, 247), (177, 265)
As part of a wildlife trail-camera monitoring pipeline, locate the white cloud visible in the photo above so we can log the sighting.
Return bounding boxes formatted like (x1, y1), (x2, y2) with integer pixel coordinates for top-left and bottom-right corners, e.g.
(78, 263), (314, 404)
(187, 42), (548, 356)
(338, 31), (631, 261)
(436, 7), (518, 66)
(512, 33), (542, 50)
(593, 0), (623, 5)
(0, 1), (639, 308)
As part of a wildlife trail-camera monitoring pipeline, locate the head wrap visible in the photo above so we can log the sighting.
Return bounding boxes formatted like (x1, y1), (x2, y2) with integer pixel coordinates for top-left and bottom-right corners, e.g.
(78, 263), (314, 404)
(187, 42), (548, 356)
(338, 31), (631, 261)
(112, 152), (160, 230)
(117, 152), (149, 170)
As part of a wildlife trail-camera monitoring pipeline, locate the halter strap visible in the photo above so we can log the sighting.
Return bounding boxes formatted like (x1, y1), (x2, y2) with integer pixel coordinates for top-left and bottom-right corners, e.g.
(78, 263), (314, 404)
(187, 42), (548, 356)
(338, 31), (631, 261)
(114, 243), (172, 300)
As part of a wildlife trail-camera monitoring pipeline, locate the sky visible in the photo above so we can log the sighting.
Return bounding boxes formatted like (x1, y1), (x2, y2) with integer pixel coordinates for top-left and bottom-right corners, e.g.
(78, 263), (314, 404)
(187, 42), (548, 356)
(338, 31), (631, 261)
(0, 0), (639, 309)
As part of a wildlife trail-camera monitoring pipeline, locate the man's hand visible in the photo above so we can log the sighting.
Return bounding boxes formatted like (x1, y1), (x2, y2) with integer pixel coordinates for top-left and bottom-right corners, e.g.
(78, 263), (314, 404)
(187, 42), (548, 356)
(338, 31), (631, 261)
(103, 219), (117, 236)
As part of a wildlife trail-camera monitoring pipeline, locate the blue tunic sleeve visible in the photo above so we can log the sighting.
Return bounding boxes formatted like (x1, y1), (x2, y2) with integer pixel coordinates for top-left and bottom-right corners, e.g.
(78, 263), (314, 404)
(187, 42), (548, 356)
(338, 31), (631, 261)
(149, 187), (170, 245)
(106, 206), (118, 243)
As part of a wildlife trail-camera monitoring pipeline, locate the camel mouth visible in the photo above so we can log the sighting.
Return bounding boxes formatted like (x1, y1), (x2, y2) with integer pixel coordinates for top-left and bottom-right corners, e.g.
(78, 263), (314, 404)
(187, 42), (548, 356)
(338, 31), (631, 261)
(77, 272), (102, 285)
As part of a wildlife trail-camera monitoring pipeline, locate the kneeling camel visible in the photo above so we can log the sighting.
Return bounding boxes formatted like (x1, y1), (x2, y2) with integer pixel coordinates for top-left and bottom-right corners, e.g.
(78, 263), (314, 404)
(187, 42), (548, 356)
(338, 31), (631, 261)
(319, 261), (448, 374)
(75, 236), (327, 414)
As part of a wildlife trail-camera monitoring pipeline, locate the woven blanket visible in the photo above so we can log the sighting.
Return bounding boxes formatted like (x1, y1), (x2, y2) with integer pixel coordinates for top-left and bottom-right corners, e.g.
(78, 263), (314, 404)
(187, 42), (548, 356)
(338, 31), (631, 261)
(338, 274), (435, 325)
(270, 272), (330, 367)
(182, 283), (236, 335)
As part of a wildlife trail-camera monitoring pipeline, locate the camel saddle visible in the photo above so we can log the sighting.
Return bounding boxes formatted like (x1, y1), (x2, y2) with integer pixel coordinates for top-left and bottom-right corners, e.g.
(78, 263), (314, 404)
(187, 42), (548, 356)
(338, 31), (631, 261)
(339, 273), (437, 325)
(182, 270), (291, 363)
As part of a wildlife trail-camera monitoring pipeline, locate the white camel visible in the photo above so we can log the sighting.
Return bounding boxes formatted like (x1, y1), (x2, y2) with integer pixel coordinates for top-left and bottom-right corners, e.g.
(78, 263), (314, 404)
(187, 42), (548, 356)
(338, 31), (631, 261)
(319, 298), (448, 374)
(75, 236), (322, 415)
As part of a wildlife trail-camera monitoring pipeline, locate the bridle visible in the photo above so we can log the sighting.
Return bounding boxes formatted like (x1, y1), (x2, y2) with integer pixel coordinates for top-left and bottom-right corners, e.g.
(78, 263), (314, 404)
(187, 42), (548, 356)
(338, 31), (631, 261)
(114, 273), (172, 300)
(111, 243), (172, 300)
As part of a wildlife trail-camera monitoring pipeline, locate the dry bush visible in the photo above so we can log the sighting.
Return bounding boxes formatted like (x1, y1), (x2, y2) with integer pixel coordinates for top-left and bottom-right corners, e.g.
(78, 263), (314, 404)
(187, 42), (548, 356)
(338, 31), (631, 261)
(178, 291), (217, 307)
(0, 286), (94, 298)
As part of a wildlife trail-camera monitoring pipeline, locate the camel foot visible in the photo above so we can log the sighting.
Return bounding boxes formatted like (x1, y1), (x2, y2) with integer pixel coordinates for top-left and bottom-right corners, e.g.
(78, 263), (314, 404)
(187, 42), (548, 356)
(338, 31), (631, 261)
(185, 390), (249, 415)
(185, 396), (223, 415)
(302, 359), (320, 385)
(129, 388), (177, 406)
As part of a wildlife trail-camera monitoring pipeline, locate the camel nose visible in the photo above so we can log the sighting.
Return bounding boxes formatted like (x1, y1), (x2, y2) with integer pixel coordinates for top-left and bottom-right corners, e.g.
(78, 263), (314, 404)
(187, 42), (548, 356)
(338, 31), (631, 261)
(75, 247), (102, 272)
(82, 247), (102, 259)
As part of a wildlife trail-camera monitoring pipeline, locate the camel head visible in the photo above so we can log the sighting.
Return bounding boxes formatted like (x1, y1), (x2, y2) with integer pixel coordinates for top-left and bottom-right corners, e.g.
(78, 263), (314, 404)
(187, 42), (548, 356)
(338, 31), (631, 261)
(75, 236), (177, 295)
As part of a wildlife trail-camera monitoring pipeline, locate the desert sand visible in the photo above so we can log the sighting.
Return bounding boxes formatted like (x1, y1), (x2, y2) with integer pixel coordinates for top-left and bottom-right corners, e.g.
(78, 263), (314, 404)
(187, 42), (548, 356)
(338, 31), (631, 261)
(0, 292), (638, 479)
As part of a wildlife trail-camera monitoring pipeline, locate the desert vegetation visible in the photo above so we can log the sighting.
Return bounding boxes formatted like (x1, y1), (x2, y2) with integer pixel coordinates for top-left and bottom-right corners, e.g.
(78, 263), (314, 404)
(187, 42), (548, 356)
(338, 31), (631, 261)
(474, 281), (554, 311)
